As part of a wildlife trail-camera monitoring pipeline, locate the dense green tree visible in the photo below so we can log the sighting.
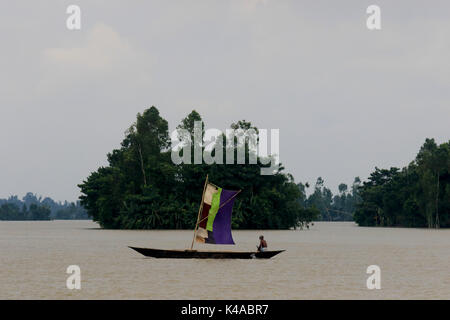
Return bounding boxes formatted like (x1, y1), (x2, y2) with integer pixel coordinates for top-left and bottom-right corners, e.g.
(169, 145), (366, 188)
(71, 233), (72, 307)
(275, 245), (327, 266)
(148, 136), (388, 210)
(79, 106), (316, 229)
(354, 139), (449, 228)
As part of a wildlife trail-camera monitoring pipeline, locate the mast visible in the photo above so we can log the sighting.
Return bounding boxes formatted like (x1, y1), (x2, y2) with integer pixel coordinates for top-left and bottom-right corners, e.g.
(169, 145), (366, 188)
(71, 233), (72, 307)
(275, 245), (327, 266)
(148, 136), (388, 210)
(190, 174), (209, 250)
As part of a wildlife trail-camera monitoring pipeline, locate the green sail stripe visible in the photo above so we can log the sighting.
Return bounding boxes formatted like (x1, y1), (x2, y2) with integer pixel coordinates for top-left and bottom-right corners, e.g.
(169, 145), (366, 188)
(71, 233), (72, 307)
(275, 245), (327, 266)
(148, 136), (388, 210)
(206, 188), (222, 231)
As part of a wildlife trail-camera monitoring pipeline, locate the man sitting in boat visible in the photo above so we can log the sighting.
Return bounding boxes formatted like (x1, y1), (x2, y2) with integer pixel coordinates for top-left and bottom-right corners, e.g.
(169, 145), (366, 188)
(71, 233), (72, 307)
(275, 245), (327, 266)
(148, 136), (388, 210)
(257, 235), (268, 252)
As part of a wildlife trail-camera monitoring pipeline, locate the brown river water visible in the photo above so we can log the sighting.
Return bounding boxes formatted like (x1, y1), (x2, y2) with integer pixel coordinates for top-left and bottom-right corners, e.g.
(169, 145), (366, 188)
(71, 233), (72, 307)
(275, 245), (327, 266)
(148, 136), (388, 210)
(0, 220), (448, 299)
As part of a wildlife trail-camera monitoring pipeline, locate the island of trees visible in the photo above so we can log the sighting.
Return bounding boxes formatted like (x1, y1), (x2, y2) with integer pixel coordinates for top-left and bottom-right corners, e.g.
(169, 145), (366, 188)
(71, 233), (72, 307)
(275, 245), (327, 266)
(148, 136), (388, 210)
(297, 139), (449, 228)
(0, 193), (88, 221)
(354, 139), (449, 228)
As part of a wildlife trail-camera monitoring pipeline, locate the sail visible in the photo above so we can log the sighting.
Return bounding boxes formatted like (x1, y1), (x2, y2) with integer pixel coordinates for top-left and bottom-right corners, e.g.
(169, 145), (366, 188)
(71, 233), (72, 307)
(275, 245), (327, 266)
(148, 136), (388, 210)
(196, 184), (238, 245)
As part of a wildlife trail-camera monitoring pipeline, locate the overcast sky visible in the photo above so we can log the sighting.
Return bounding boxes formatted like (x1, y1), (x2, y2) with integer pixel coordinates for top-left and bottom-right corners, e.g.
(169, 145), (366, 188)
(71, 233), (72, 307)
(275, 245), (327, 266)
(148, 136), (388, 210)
(1, 1), (449, 202)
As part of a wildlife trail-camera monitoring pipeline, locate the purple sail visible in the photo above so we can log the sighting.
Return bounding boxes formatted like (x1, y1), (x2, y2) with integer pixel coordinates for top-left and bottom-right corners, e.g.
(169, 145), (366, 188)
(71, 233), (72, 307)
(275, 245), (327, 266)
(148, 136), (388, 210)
(204, 189), (238, 245)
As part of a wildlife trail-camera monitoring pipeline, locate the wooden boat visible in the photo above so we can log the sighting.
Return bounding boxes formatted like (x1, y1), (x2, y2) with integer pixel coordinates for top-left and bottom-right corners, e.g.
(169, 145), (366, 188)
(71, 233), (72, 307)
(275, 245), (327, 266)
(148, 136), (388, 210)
(129, 175), (285, 259)
(129, 246), (284, 259)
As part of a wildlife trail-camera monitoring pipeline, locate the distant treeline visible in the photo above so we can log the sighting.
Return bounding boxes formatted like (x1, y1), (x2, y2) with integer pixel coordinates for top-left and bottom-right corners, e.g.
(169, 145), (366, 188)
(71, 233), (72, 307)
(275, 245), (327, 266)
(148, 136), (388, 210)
(0, 192), (88, 221)
(298, 177), (361, 222)
(354, 139), (449, 228)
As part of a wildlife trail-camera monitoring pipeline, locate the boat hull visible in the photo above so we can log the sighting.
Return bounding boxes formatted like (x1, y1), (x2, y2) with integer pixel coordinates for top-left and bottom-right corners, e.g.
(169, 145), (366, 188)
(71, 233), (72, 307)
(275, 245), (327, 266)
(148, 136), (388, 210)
(129, 246), (284, 259)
